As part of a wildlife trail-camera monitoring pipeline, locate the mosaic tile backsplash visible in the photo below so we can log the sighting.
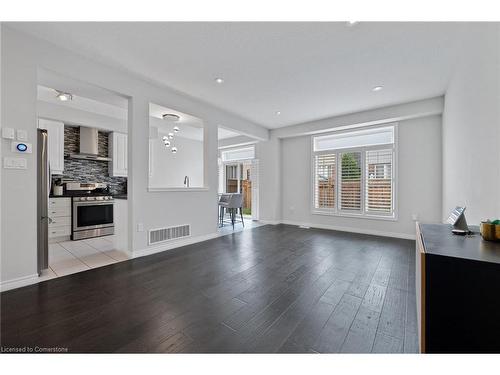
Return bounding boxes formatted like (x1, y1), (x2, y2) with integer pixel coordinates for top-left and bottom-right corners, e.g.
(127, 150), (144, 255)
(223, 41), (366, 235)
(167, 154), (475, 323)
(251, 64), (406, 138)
(51, 126), (127, 195)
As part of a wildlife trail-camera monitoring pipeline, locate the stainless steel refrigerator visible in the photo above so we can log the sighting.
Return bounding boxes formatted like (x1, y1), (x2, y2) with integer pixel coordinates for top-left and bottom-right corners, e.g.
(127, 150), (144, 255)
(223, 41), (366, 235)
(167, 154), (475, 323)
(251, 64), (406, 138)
(37, 128), (49, 274)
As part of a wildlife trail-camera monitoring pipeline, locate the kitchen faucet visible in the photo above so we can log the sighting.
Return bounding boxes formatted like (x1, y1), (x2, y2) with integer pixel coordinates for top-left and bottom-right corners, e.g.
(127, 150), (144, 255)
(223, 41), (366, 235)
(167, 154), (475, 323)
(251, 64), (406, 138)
(184, 175), (190, 187)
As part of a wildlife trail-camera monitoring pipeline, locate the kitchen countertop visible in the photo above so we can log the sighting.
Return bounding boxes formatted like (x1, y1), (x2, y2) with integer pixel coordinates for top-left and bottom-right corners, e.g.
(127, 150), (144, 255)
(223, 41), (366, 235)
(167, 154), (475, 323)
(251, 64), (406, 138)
(420, 223), (500, 265)
(50, 193), (127, 199)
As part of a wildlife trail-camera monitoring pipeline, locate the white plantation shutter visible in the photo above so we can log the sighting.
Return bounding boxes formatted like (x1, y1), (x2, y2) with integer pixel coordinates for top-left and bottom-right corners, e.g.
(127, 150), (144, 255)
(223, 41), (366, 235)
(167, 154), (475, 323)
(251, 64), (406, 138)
(339, 152), (362, 211)
(365, 149), (393, 214)
(314, 154), (336, 209)
(312, 124), (396, 218)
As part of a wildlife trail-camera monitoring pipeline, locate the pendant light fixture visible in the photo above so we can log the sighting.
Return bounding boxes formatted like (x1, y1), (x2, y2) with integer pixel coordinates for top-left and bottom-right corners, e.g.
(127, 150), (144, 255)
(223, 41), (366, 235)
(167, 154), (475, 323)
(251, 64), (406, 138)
(161, 114), (180, 151)
(162, 113), (180, 122)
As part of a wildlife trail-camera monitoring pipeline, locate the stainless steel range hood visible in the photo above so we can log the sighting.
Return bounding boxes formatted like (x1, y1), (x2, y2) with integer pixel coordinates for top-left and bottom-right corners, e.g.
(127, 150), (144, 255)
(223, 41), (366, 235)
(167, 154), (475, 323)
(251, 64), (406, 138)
(69, 127), (112, 161)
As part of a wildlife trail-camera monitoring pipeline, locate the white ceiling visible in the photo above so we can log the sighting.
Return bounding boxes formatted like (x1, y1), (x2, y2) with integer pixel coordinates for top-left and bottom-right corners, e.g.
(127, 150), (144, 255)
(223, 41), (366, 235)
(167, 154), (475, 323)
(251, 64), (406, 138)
(38, 68), (129, 108)
(150, 103), (242, 140)
(36, 85), (240, 140)
(149, 102), (204, 141)
(10, 22), (464, 129)
(149, 102), (203, 127)
(37, 85), (127, 120)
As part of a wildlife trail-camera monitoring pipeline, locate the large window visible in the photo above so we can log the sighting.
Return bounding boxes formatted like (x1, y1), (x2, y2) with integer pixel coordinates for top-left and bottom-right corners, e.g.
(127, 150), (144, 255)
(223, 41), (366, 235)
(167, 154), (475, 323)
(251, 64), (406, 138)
(312, 125), (396, 219)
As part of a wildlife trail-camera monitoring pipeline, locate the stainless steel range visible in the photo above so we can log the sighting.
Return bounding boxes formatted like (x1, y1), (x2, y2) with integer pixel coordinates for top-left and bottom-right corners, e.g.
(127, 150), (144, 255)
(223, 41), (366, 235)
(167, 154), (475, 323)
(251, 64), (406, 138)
(72, 195), (114, 240)
(66, 182), (115, 240)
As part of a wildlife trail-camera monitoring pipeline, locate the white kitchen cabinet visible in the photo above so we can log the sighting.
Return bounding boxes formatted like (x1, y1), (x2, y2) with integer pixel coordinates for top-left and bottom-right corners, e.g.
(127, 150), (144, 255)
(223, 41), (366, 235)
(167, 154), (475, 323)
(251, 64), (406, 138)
(48, 198), (71, 240)
(38, 118), (65, 175)
(109, 132), (128, 177)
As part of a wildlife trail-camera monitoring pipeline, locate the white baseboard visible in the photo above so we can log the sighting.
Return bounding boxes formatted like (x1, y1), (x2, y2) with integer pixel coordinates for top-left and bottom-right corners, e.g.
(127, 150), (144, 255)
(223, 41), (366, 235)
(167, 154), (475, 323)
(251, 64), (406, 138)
(258, 219), (281, 225)
(132, 232), (221, 258)
(281, 220), (416, 240)
(0, 273), (39, 292)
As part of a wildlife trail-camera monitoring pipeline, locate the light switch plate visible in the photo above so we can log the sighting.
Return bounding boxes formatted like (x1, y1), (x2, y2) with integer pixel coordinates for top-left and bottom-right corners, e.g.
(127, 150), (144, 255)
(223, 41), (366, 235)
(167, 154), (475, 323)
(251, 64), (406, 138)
(2, 127), (15, 139)
(16, 129), (28, 141)
(3, 157), (27, 169)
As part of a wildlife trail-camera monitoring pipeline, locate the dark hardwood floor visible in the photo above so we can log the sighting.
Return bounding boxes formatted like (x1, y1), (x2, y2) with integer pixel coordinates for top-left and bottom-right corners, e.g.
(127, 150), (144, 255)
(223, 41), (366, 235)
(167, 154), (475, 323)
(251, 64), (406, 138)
(0, 224), (418, 353)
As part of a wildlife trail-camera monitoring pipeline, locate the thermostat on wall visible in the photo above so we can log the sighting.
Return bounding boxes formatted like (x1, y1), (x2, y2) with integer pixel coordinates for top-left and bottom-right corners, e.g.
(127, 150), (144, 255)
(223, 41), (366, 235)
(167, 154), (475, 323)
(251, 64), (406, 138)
(11, 141), (32, 153)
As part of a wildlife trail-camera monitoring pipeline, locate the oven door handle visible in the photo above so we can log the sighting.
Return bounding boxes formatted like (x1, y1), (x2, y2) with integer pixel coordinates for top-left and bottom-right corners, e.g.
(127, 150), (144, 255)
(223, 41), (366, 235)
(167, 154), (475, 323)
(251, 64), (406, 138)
(73, 201), (115, 206)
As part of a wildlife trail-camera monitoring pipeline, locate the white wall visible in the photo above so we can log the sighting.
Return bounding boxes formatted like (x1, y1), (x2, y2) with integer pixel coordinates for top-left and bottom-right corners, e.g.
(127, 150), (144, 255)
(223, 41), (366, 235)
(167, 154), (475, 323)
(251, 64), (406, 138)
(218, 135), (257, 149)
(273, 97), (444, 139)
(0, 24), (3, 282)
(279, 116), (442, 239)
(442, 23), (500, 225)
(150, 134), (204, 188)
(257, 98), (445, 238)
(256, 135), (282, 223)
(0, 27), (268, 287)
(1, 27), (39, 284)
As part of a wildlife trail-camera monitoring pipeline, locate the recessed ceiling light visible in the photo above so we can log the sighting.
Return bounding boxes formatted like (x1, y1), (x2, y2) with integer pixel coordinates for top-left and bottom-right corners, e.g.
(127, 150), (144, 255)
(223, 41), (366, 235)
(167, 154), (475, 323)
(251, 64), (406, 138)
(55, 90), (73, 101)
(347, 21), (358, 26)
(162, 113), (180, 122)
(215, 77), (224, 84)
(372, 86), (383, 92)
(276, 111), (281, 116)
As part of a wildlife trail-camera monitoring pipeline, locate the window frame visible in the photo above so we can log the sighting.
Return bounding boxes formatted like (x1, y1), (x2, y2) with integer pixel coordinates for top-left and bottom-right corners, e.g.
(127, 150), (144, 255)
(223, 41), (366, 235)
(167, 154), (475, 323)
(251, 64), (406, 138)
(310, 123), (398, 221)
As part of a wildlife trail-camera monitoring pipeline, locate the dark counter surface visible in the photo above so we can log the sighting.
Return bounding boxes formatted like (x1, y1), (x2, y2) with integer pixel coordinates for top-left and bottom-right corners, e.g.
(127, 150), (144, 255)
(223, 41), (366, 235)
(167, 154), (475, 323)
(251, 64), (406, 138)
(49, 193), (127, 199)
(420, 223), (500, 265)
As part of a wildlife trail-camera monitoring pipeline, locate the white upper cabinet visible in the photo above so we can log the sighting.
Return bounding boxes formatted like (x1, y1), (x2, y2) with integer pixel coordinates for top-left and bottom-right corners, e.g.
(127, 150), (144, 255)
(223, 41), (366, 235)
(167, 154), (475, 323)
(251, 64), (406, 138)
(37, 118), (65, 175)
(109, 132), (128, 177)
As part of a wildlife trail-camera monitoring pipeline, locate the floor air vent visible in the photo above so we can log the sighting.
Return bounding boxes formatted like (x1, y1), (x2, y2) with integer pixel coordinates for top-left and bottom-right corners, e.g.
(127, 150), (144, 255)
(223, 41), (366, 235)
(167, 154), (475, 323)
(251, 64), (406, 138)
(149, 224), (191, 245)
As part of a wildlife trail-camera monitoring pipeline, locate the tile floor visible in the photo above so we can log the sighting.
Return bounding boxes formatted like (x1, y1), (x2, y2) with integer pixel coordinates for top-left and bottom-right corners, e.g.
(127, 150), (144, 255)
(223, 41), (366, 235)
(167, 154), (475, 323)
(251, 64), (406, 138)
(218, 216), (265, 236)
(42, 235), (130, 281)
